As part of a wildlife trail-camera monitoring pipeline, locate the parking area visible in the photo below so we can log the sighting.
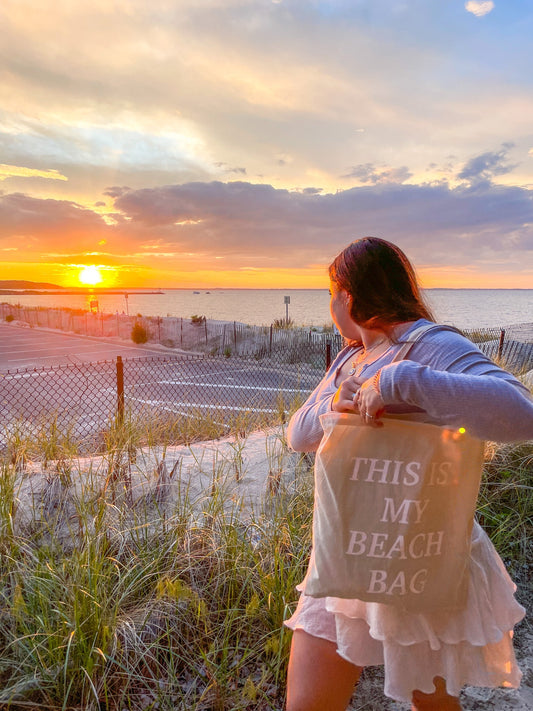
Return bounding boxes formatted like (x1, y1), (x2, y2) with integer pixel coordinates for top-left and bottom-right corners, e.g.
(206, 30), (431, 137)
(0, 324), (321, 448)
(0, 323), (178, 371)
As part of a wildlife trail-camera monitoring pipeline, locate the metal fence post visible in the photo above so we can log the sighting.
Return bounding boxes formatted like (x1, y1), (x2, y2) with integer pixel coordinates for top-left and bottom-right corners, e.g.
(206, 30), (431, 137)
(116, 355), (125, 424)
(498, 329), (505, 360)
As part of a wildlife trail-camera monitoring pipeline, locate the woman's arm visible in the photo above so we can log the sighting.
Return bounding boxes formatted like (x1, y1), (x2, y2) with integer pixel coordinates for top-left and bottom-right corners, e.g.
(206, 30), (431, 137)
(287, 346), (353, 452)
(377, 331), (533, 442)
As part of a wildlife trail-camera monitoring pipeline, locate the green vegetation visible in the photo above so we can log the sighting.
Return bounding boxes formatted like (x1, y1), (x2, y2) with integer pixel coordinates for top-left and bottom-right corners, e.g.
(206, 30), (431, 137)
(131, 322), (149, 344)
(0, 389), (530, 709)
(272, 317), (294, 329)
(0, 411), (313, 710)
(477, 440), (533, 574)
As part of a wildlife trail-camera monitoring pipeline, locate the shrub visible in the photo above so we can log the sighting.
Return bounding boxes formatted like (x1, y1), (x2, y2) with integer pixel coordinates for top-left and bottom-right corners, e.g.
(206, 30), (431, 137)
(5, 314), (14, 322)
(273, 317), (294, 329)
(191, 314), (206, 325)
(131, 322), (148, 344)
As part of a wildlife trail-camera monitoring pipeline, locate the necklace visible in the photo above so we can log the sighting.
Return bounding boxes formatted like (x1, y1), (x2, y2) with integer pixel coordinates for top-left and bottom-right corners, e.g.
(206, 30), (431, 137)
(348, 336), (389, 376)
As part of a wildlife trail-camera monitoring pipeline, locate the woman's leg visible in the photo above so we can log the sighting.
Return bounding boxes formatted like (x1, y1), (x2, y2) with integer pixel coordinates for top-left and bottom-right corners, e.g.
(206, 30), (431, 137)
(286, 629), (362, 711)
(411, 677), (462, 711)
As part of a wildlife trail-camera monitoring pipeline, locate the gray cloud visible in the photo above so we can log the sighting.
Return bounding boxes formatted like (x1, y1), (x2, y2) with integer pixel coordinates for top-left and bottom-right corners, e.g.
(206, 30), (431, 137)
(458, 143), (518, 184)
(0, 193), (107, 239)
(214, 162), (247, 175)
(110, 178), (533, 268)
(343, 164), (413, 184)
(2, 174), (532, 275)
(103, 186), (132, 198)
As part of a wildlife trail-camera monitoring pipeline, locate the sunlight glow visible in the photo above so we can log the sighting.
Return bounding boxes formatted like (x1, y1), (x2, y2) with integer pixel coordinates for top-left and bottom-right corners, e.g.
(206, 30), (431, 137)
(78, 265), (103, 285)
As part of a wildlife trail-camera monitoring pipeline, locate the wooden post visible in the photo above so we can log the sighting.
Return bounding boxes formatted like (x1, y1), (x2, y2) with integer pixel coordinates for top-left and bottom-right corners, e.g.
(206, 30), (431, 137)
(116, 356), (125, 425)
(326, 340), (332, 371)
(498, 329), (505, 360)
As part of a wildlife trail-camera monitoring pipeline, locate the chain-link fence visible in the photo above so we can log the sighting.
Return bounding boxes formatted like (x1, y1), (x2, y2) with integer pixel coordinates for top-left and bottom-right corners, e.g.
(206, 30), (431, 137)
(0, 341), (338, 457)
(1, 315), (531, 461)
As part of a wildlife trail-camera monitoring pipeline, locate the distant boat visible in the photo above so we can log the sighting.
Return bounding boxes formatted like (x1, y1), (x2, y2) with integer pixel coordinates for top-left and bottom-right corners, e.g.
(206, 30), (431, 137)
(193, 291), (200, 294)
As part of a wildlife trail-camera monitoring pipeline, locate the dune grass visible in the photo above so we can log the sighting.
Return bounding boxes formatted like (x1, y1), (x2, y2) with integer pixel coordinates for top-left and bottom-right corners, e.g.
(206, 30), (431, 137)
(0, 403), (531, 710)
(478, 440), (533, 575)
(0, 411), (314, 710)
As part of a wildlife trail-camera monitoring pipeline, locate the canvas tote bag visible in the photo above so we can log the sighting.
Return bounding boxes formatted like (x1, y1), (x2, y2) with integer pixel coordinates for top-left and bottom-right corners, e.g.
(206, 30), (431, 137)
(304, 414), (485, 611)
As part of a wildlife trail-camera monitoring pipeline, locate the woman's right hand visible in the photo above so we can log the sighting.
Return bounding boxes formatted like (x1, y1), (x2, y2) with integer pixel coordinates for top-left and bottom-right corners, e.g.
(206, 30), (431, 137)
(331, 375), (385, 428)
(331, 377), (360, 413)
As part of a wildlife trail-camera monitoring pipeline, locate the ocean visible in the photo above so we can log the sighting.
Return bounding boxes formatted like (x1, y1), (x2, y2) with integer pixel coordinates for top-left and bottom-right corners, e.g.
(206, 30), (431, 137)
(1, 289), (531, 330)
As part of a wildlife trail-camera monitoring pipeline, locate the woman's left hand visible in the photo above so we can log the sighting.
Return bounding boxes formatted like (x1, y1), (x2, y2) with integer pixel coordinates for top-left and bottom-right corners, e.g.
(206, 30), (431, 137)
(353, 375), (385, 427)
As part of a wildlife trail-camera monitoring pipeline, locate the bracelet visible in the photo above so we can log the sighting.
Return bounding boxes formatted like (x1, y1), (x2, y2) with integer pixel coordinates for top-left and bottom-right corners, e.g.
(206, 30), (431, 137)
(372, 369), (382, 396)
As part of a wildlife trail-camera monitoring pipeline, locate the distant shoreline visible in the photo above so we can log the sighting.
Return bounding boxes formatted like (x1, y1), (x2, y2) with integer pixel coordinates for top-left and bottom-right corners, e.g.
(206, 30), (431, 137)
(0, 290), (163, 296)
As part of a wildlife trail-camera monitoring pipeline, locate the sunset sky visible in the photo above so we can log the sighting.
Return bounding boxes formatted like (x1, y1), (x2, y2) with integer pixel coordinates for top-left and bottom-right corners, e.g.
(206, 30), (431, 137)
(1, 0), (532, 289)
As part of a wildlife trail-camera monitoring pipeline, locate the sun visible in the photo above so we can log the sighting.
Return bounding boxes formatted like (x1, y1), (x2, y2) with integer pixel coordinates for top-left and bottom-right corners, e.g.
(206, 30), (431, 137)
(78, 265), (103, 286)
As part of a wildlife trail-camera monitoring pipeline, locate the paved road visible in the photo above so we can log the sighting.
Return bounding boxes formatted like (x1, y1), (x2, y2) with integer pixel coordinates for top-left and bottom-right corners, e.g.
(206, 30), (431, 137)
(0, 323), (180, 371)
(0, 324), (320, 448)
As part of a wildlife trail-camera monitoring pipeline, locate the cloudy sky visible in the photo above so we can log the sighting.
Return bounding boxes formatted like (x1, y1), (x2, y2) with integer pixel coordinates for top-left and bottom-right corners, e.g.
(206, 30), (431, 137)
(1, 0), (532, 288)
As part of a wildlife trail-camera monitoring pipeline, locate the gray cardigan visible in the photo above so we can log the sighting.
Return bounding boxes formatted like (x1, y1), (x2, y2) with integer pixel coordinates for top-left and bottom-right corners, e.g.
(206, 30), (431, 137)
(287, 319), (533, 451)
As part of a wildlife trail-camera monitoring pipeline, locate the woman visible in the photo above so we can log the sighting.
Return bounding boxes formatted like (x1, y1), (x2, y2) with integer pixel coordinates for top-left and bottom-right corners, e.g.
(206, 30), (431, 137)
(284, 237), (533, 711)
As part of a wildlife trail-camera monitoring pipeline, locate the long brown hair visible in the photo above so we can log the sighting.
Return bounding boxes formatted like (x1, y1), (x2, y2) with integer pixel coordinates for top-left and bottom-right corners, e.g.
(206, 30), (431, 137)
(329, 237), (435, 329)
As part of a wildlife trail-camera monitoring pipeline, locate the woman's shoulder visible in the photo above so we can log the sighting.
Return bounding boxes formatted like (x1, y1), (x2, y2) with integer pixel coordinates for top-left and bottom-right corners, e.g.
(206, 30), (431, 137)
(402, 319), (462, 339)
(402, 319), (473, 348)
(402, 319), (499, 372)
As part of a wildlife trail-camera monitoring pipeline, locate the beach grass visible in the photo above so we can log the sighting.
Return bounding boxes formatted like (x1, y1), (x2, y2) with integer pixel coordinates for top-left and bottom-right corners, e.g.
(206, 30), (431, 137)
(478, 440), (533, 574)
(0, 411), (314, 710)
(0, 406), (531, 709)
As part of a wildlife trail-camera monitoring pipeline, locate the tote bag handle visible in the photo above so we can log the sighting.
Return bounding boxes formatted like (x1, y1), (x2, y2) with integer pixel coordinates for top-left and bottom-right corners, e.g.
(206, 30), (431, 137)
(391, 323), (460, 363)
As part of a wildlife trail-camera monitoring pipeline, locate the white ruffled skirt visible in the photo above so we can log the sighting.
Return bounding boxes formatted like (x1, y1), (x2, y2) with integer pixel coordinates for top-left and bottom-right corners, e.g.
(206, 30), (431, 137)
(284, 521), (525, 703)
